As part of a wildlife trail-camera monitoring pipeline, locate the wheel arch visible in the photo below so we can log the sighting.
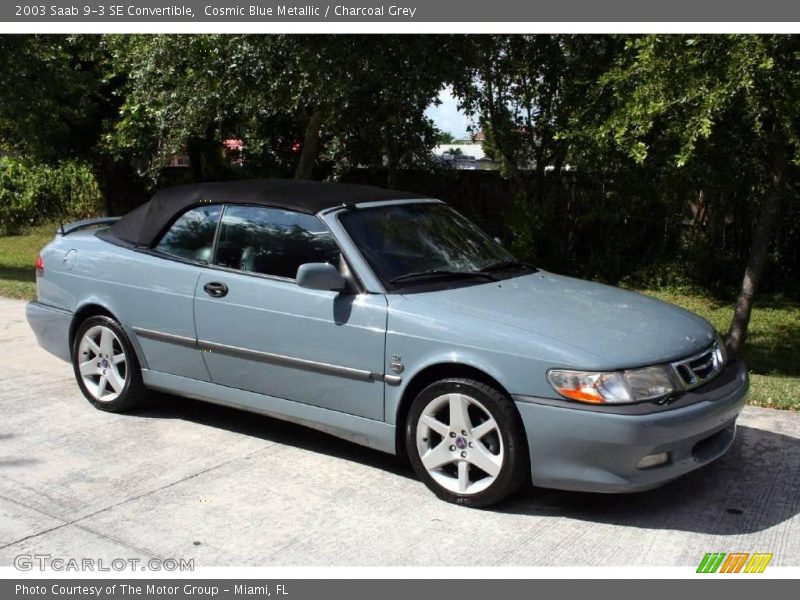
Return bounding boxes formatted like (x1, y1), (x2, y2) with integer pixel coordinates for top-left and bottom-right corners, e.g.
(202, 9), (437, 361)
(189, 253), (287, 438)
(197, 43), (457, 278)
(69, 304), (115, 349)
(394, 362), (516, 456)
(69, 303), (148, 369)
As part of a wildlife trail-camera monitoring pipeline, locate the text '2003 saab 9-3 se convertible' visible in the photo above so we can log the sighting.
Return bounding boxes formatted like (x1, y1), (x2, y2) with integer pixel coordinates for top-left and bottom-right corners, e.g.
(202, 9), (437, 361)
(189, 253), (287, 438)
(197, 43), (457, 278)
(27, 180), (748, 507)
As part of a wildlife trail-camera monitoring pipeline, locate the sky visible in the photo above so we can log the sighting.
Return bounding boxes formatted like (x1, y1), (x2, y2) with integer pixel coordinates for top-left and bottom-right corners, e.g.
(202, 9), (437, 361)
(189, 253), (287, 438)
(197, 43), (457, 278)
(425, 86), (474, 139)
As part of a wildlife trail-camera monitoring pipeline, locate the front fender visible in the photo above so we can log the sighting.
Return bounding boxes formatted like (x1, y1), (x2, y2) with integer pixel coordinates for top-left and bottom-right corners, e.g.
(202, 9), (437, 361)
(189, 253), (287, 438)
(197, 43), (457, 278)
(384, 296), (601, 425)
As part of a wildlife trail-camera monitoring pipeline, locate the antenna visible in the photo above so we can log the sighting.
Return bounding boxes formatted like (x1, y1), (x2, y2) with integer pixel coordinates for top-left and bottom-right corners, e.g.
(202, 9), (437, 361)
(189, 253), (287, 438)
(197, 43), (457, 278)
(57, 189), (69, 235)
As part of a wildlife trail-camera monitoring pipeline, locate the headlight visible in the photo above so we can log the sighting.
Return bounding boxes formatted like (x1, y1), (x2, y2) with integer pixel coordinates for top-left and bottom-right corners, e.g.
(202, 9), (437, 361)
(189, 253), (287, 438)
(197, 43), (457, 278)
(547, 364), (679, 405)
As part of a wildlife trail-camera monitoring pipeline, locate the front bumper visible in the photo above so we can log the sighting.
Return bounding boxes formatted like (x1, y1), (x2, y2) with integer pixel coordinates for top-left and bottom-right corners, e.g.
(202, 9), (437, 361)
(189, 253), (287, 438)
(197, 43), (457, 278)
(26, 301), (73, 362)
(513, 359), (749, 493)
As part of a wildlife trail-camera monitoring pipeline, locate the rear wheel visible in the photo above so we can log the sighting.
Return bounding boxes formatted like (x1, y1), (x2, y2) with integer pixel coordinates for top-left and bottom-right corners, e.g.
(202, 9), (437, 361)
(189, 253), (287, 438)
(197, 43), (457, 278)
(405, 378), (529, 507)
(72, 315), (147, 412)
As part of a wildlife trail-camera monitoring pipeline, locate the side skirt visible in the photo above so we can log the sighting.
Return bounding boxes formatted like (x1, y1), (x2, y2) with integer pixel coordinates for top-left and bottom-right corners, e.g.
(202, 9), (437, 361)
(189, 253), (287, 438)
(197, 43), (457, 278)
(141, 369), (397, 455)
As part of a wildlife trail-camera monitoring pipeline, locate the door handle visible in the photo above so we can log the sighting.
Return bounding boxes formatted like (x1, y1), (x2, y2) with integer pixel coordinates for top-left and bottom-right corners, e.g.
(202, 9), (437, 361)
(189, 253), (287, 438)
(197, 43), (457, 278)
(203, 281), (229, 298)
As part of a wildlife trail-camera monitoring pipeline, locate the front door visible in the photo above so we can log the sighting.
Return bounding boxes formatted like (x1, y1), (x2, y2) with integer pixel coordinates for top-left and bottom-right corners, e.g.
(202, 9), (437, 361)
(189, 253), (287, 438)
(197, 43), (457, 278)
(193, 204), (388, 421)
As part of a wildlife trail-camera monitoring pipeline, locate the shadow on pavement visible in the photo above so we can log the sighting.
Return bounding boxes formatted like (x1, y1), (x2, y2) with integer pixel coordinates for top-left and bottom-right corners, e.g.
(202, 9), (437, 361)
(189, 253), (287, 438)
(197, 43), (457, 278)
(136, 393), (416, 481)
(501, 424), (800, 535)
(136, 396), (799, 535)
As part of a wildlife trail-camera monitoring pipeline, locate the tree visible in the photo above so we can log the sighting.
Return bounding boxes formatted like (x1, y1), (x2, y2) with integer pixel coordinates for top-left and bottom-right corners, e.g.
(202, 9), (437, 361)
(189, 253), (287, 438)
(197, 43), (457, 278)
(591, 35), (800, 354)
(453, 37), (602, 190)
(107, 35), (449, 184)
(105, 35), (244, 180)
(451, 35), (621, 257)
(323, 36), (448, 186)
(0, 35), (142, 215)
(236, 35), (364, 180)
(0, 35), (106, 163)
(229, 35), (449, 185)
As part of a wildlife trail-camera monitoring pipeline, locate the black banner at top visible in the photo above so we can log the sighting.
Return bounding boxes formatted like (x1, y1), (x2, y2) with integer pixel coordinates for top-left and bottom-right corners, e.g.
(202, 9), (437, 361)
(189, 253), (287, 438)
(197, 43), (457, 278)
(3, 0), (800, 22)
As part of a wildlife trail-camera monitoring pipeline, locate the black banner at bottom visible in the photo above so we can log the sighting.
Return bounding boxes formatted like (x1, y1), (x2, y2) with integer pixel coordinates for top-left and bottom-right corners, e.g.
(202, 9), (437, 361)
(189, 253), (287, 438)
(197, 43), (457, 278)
(2, 579), (795, 600)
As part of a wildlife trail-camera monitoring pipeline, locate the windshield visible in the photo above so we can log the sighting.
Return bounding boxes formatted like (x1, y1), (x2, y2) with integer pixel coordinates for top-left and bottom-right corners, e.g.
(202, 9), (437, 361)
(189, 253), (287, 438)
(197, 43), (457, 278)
(338, 203), (529, 290)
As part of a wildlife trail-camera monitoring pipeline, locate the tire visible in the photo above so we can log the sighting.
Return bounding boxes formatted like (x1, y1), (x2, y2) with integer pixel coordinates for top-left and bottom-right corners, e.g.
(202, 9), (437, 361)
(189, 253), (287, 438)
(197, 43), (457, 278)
(405, 378), (530, 507)
(72, 315), (148, 413)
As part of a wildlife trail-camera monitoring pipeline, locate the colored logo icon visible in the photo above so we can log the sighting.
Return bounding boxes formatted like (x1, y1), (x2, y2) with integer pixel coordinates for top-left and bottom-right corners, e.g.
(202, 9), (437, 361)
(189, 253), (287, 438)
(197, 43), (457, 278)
(697, 552), (773, 573)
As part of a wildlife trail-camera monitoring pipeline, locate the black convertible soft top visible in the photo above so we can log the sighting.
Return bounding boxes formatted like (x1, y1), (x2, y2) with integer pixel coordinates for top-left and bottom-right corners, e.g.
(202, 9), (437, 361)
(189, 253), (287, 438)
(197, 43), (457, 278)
(104, 179), (425, 248)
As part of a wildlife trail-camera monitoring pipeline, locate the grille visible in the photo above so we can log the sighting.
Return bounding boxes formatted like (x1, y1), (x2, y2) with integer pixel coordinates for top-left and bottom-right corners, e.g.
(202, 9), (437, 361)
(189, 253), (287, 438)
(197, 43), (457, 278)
(671, 342), (726, 390)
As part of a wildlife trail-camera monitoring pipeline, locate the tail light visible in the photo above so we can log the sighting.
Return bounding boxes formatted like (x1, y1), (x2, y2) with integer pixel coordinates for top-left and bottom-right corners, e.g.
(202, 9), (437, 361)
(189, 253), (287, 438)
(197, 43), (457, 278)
(35, 254), (44, 275)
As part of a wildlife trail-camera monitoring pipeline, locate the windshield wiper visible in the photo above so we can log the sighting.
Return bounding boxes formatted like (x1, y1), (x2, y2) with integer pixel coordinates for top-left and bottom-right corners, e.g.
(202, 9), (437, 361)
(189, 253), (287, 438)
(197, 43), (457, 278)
(390, 269), (497, 285)
(479, 259), (537, 273)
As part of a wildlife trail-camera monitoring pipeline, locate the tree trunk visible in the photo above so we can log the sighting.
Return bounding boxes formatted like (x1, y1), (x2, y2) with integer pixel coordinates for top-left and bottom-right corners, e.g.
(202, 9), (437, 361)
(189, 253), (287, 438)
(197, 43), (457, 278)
(483, 70), (525, 195)
(97, 158), (115, 217)
(295, 107), (323, 180)
(94, 157), (147, 217)
(384, 124), (398, 189)
(726, 129), (786, 355)
(186, 137), (204, 183)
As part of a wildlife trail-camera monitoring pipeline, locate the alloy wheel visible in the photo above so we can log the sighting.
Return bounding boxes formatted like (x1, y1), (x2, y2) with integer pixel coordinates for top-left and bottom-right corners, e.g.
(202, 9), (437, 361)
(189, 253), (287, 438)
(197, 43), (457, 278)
(415, 392), (504, 495)
(77, 325), (128, 402)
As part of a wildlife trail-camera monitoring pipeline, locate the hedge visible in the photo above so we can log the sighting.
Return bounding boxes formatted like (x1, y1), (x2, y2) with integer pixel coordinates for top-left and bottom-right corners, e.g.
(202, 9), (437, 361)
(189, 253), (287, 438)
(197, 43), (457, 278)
(0, 157), (103, 235)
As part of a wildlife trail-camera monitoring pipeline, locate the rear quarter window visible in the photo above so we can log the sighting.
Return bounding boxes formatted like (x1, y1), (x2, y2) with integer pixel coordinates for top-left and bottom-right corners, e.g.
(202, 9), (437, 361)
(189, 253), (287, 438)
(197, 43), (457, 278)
(154, 205), (222, 263)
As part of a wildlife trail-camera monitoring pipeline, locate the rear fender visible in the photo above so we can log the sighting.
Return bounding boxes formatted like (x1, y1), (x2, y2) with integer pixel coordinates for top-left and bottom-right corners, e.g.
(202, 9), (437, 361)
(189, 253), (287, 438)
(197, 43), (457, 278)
(70, 299), (149, 370)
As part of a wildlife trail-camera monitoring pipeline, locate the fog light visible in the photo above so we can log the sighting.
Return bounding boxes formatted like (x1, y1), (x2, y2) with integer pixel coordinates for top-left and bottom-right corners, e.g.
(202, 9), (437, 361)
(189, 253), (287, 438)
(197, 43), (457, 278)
(637, 452), (670, 469)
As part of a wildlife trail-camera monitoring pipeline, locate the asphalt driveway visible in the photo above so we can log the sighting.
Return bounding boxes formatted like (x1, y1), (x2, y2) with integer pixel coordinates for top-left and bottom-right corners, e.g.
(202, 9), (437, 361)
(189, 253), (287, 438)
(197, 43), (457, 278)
(1, 297), (798, 566)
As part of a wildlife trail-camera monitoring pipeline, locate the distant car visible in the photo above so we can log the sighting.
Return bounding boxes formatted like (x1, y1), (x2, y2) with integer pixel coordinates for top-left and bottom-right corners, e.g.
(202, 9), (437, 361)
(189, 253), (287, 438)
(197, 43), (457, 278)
(27, 180), (748, 507)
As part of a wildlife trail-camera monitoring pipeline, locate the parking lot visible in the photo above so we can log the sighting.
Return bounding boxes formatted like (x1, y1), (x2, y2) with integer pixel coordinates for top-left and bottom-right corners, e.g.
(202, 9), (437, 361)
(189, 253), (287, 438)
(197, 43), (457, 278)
(1, 297), (798, 567)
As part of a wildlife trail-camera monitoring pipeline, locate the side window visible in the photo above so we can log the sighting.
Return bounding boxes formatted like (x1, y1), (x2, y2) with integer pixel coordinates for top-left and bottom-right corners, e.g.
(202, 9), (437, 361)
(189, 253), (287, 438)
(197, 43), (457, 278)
(214, 205), (340, 279)
(155, 205), (222, 263)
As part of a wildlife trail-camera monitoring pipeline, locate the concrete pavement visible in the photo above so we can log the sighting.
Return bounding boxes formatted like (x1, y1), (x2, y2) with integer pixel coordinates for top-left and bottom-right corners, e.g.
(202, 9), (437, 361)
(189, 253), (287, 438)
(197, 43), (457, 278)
(1, 297), (798, 566)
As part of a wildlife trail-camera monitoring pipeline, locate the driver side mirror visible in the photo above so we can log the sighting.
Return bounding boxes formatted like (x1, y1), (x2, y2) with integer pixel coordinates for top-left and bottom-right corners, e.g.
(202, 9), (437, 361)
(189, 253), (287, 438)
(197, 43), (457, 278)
(296, 263), (346, 292)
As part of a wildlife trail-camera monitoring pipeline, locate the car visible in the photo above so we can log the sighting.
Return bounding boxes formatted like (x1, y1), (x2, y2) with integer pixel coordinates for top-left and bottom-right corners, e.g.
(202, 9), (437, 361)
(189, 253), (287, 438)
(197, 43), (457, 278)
(27, 179), (749, 507)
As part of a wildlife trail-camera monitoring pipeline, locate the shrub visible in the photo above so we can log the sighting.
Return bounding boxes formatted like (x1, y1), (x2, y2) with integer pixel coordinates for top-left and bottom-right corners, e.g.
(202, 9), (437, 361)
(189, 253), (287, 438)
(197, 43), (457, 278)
(0, 157), (103, 235)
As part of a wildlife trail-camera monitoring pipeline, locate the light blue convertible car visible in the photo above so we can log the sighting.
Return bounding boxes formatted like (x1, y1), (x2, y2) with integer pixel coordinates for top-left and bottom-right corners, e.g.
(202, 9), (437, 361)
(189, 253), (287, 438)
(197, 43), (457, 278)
(27, 180), (749, 506)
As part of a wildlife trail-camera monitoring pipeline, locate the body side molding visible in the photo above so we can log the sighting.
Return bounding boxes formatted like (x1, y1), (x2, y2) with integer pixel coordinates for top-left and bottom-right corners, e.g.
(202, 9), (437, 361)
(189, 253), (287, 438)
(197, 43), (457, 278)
(132, 326), (401, 385)
(132, 326), (197, 349)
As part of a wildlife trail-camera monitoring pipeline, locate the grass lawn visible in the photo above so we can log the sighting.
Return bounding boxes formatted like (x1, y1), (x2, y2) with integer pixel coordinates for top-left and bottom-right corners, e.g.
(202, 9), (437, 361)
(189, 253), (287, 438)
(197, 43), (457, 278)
(642, 289), (799, 410)
(0, 223), (58, 300)
(1, 224), (797, 409)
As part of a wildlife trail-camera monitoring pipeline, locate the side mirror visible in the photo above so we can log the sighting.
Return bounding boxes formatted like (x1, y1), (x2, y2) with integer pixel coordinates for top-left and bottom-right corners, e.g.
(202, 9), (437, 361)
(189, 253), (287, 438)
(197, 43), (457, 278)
(296, 263), (346, 292)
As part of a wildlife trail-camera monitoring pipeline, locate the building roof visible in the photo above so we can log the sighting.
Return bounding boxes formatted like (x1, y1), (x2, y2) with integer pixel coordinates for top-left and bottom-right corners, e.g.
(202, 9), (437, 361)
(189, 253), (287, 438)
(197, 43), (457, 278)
(104, 179), (426, 248)
(433, 143), (489, 161)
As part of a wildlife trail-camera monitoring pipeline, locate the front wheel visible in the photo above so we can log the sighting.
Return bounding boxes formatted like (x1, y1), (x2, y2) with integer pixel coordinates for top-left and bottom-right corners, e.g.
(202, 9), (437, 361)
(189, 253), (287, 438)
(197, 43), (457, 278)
(405, 378), (530, 507)
(72, 315), (147, 412)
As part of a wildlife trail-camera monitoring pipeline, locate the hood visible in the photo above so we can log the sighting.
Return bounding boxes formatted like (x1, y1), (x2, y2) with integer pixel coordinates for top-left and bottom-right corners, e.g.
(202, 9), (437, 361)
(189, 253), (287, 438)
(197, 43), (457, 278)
(404, 271), (715, 368)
